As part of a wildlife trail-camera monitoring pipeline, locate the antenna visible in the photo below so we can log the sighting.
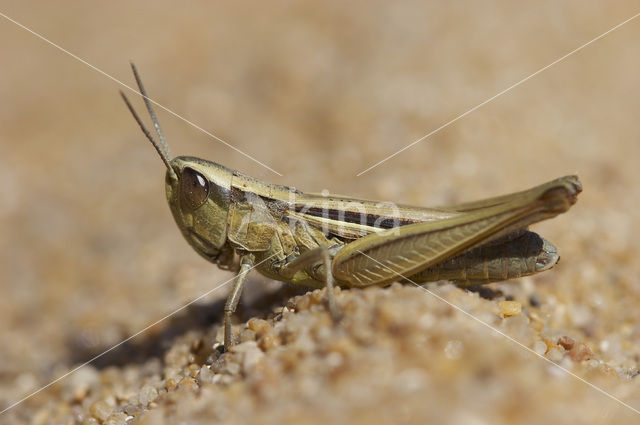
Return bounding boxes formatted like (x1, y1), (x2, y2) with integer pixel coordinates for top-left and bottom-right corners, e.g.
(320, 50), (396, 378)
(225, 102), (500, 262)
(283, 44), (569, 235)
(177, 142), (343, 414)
(120, 63), (177, 181)
(129, 62), (172, 159)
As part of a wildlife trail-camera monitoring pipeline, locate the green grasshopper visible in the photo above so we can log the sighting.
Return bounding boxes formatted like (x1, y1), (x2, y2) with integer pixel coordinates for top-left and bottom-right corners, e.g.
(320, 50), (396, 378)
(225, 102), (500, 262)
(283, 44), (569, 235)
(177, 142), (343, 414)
(121, 64), (582, 351)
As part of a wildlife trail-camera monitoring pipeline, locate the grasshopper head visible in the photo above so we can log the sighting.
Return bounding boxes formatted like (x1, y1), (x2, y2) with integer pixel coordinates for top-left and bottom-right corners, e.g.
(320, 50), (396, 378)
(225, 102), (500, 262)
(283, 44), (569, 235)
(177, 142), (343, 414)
(165, 157), (233, 262)
(121, 63), (234, 263)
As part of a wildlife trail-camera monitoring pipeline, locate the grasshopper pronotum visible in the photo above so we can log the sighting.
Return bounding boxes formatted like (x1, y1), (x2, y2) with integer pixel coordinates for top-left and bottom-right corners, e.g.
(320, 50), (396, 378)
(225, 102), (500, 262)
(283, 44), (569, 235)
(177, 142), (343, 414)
(121, 64), (581, 351)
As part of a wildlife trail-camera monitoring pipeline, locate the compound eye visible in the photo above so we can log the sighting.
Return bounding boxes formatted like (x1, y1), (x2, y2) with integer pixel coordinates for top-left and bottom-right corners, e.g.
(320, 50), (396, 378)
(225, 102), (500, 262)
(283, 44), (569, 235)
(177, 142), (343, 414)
(181, 167), (209, 210)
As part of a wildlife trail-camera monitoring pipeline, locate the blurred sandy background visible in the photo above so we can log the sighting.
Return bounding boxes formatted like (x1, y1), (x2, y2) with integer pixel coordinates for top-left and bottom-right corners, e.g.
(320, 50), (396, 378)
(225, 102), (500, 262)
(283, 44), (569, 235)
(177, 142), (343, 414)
(2, 1), (640, 424)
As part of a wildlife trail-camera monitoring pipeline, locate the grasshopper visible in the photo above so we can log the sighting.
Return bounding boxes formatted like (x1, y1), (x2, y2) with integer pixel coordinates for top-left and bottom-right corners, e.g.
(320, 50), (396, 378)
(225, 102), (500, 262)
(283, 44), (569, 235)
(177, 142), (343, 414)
(121, 64), (582, 351)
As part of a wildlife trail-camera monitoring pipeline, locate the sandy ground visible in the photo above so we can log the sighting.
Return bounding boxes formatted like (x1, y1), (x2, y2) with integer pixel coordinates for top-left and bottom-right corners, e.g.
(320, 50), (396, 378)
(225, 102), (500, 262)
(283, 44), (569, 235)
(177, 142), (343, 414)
(1, 1), (640, 424)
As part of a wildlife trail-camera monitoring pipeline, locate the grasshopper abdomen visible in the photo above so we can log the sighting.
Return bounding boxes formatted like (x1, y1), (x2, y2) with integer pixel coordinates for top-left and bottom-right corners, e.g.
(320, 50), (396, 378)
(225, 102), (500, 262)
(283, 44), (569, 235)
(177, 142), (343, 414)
(407, 231), (558, 286)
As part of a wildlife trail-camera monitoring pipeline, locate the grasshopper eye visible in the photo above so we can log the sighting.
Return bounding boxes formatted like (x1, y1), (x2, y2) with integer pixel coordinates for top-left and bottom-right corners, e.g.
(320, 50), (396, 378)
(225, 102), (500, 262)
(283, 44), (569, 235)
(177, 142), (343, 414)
(181, 167), (209, 210)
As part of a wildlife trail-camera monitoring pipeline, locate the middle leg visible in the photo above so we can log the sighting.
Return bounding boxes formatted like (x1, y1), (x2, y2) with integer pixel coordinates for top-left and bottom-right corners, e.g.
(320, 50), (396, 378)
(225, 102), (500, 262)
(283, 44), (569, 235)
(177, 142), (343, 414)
(279, 245), (341, 320)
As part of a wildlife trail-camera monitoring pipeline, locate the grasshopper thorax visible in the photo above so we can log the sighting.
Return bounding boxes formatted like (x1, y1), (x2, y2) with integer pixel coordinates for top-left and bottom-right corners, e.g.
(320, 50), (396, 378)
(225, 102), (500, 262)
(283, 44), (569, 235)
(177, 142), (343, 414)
(166, 157), (233, 263)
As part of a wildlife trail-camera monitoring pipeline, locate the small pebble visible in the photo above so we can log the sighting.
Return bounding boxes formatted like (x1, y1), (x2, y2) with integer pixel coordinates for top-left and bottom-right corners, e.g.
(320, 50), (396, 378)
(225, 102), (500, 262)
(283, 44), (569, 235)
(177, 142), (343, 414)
(223, 361), (241, 376)
(258, 331), (281, 351)
(547, 348), (563, 362)
(178, 377), (199, 390)
(233, 341), (266, 372)
(240, 329), (257, 343)
(197, 365), (215, 385)
(122, 404), (141, 416)
(534, 341), (548, 355)
(498, 300), (522, 317)
(569, 343), (594, 362)
(138, 384), (158, 407)
(72, 386), (89, 403)
(248, 318), (272, 335)
(557, 336), (575, 351)
(89, 400), (112, 421)
(82, 417), (100, 425)
(295, 295), (311, 311)
(165, 378), (178, 391)
(281, 305), (292, 317)
(104, 412), (129, 425)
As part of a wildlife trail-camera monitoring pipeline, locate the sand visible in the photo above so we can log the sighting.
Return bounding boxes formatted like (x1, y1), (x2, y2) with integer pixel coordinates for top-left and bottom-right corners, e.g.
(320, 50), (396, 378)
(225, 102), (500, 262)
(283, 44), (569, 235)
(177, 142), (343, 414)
(1, 1), (640, 424)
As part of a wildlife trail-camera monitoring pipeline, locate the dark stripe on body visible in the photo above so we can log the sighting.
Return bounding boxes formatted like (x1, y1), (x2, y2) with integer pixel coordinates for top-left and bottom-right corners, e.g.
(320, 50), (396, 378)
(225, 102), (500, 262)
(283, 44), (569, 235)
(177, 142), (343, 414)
(293, 206), (416, 229)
